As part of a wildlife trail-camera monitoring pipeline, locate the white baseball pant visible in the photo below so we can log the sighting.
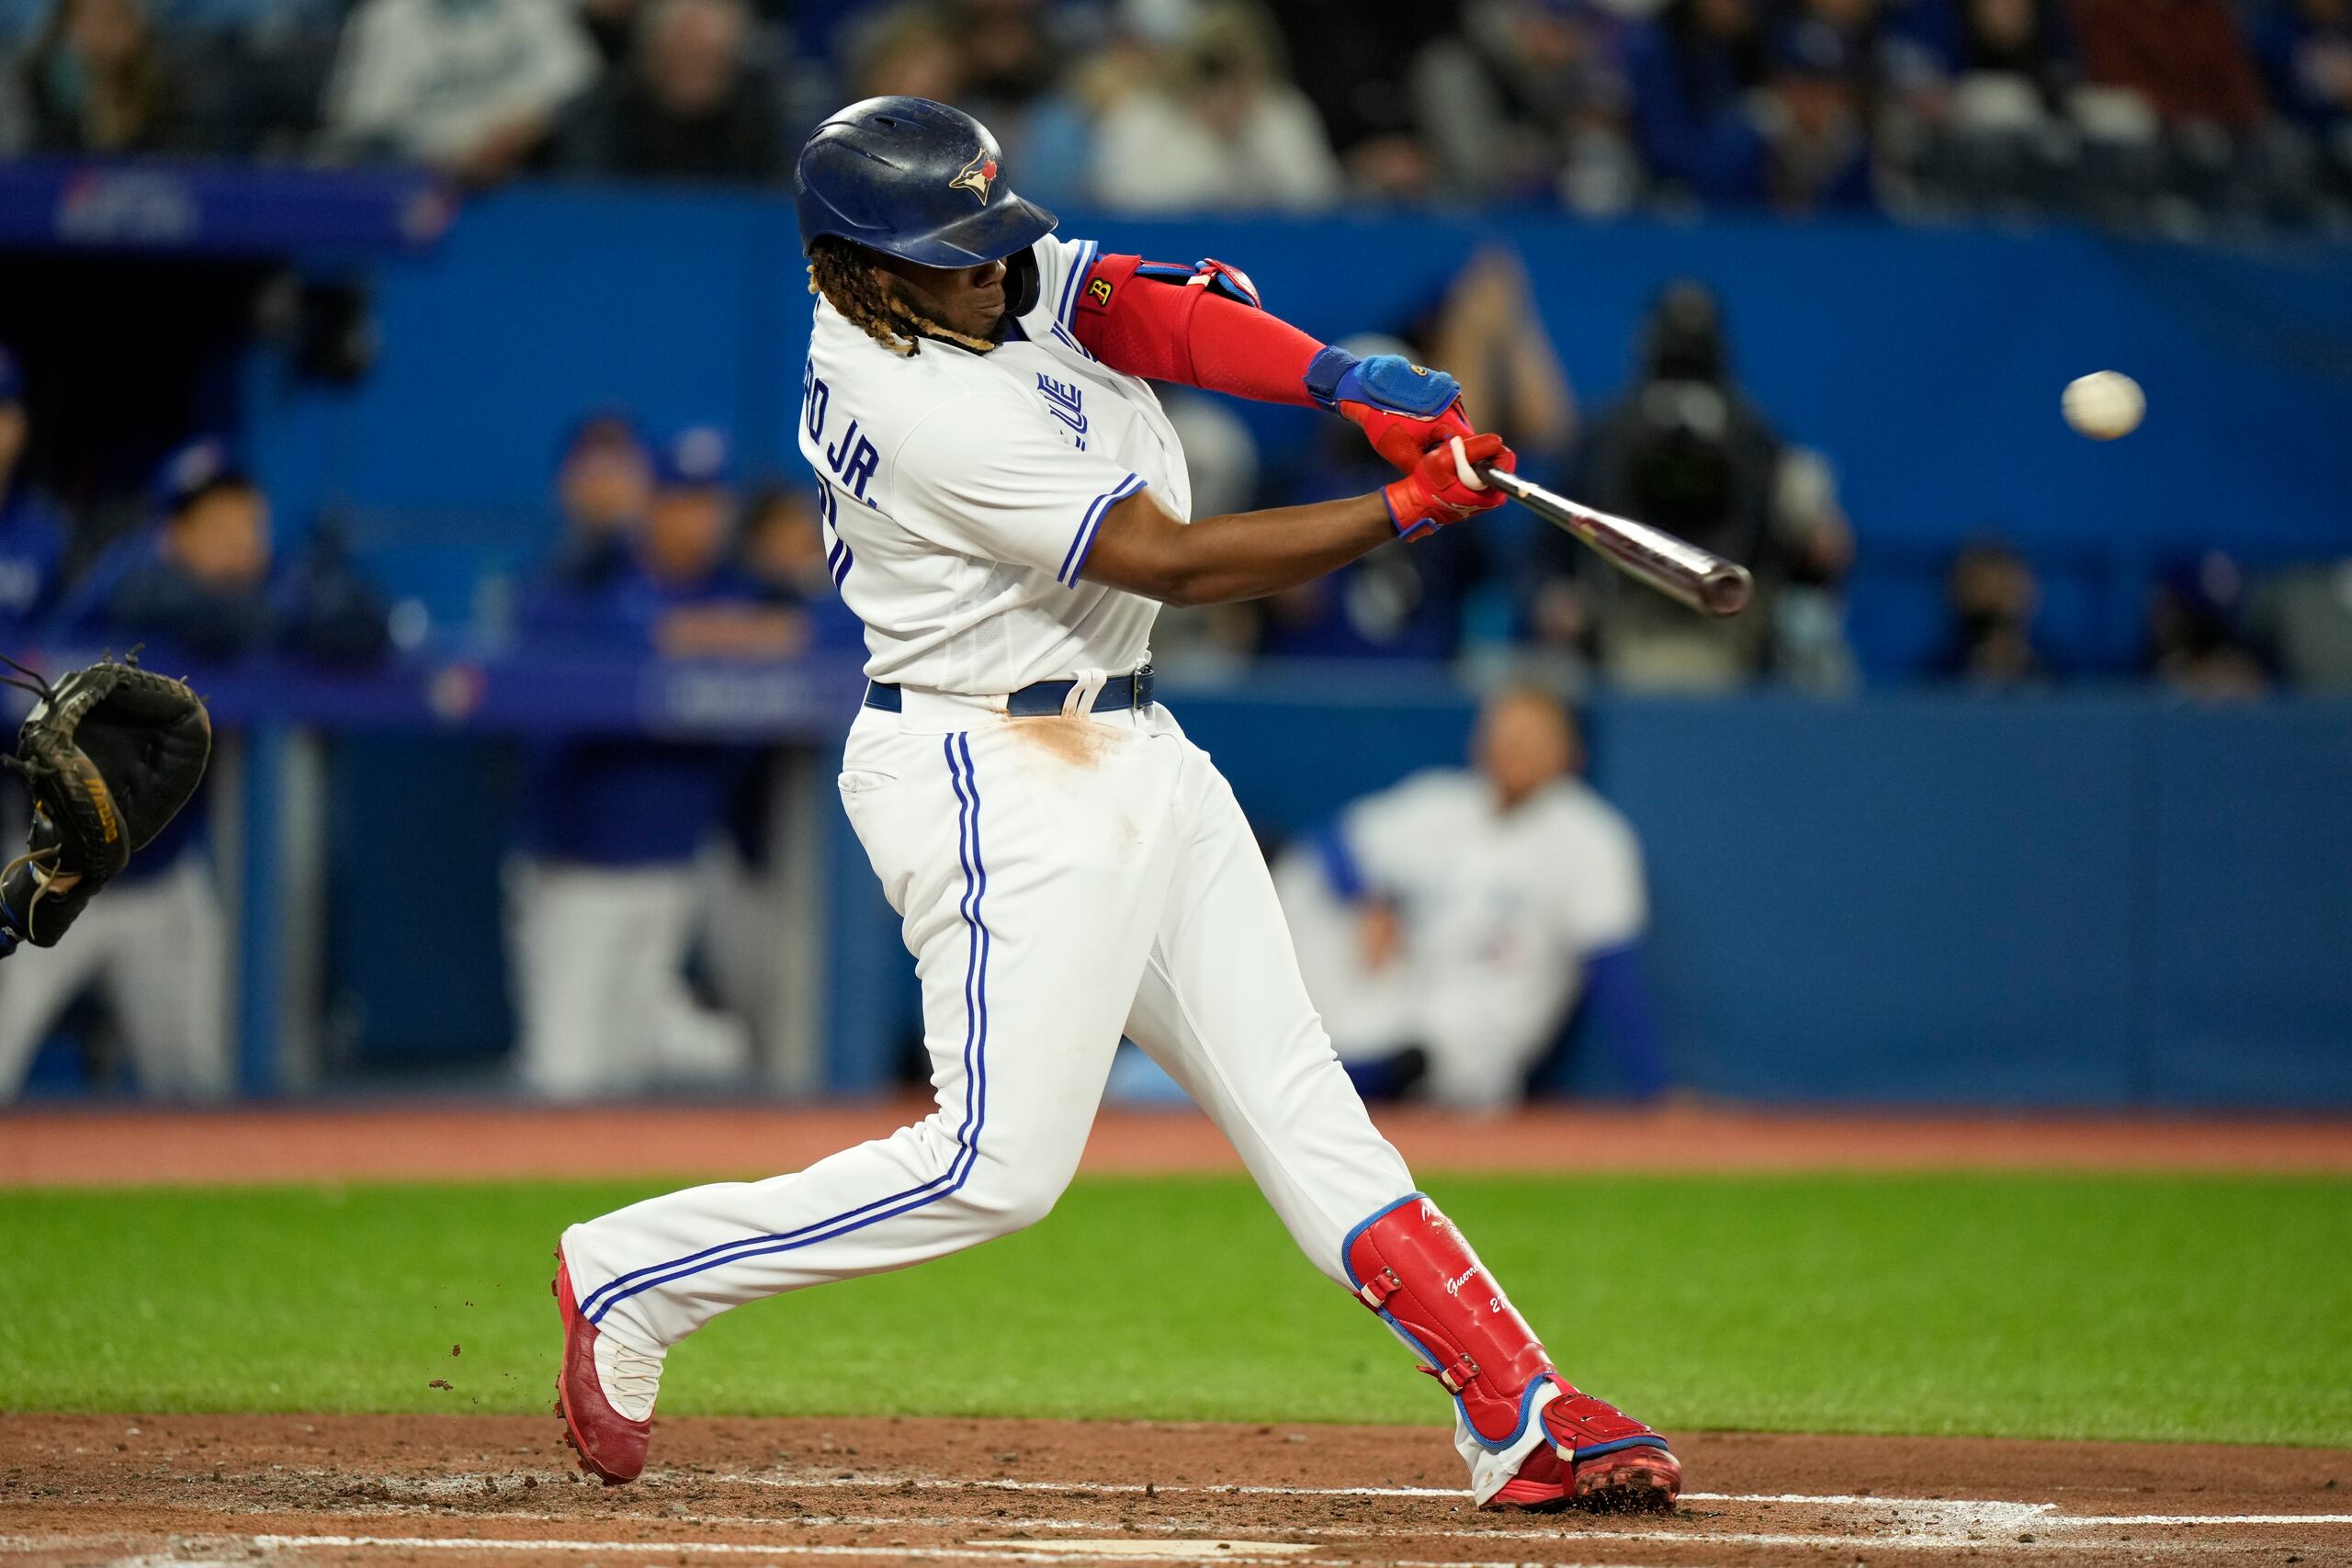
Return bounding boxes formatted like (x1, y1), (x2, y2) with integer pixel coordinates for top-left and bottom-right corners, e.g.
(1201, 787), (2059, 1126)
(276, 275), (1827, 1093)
(561, 693), (1420, 1343)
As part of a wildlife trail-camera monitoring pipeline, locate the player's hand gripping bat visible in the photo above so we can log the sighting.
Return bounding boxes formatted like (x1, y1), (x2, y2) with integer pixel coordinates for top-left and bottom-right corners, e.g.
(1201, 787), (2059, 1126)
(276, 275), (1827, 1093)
(1477, 464), (1754, 618)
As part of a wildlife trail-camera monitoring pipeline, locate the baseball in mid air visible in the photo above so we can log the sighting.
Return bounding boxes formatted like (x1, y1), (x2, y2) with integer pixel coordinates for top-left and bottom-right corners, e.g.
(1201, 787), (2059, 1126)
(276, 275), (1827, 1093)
(2063, 371), (2144, 440)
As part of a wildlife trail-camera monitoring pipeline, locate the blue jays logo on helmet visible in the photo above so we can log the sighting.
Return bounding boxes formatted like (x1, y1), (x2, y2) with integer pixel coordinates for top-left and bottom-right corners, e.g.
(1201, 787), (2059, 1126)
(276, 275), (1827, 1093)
(949, 150), (998, 204)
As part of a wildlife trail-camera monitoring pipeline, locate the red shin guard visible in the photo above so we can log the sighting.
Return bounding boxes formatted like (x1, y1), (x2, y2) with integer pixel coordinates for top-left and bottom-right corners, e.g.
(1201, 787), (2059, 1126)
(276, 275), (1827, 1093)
(1345, 1193), (1663, 1459)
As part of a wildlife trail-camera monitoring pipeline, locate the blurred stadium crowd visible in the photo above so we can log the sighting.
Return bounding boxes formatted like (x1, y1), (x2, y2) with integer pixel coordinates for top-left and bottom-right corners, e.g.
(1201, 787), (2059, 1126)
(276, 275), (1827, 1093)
(0, 0), (2349, 230)
(3, 2), (2350, 1107)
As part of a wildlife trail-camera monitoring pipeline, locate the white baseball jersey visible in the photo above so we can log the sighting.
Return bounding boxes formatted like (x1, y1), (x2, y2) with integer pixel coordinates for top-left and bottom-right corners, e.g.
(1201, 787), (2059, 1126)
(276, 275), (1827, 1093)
(797, 234), (1193, 694)
(1285, 770), (1645, 1109)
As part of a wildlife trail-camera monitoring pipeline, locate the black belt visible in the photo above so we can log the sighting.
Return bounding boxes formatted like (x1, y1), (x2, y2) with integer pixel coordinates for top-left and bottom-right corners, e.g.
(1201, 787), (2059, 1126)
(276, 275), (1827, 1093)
(865, 664), (1156, 718)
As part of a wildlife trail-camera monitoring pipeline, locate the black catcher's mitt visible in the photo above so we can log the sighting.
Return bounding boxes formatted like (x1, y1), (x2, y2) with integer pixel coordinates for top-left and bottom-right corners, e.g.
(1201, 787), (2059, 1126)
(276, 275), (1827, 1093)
(0, 653), (212, 949)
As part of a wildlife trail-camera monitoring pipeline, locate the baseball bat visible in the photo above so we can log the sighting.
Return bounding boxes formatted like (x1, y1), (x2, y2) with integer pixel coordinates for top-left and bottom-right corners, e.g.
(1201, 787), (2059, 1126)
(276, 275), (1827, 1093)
(1478, 465), (1754, 618)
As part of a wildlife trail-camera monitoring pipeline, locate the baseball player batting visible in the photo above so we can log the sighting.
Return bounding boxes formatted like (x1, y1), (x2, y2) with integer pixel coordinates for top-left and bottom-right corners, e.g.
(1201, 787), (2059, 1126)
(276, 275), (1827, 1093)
(553, 96), (1682, 1516)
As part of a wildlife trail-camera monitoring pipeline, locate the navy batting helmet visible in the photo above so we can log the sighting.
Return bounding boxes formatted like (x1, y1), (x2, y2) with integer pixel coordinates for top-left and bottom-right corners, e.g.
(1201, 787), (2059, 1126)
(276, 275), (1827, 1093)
(795, 96), (1057, 268)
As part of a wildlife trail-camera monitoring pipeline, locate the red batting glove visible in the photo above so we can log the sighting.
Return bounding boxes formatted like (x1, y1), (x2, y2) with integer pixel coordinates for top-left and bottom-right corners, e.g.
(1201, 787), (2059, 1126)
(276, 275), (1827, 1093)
(1342, 396), (1476, 473)
(1382, 433), (1515, 541)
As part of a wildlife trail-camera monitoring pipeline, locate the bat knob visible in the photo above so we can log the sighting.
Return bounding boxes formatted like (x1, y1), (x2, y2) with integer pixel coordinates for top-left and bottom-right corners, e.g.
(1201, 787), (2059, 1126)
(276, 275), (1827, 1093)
(1700, 563), (1755, 618)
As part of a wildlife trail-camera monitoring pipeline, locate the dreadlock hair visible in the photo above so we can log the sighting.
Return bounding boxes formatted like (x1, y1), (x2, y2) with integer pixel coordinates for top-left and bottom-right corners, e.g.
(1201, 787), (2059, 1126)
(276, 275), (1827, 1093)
(807, 236), (999, 357)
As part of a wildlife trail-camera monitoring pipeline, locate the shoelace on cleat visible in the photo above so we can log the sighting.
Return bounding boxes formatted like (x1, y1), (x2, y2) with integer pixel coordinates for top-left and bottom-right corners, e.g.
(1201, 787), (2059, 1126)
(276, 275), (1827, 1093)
(595, 1339), (664, 1419)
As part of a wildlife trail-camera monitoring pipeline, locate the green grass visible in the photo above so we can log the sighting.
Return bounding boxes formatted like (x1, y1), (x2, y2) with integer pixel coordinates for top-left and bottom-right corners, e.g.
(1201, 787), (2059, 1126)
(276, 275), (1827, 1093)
(1, 1174), (2347, 1447)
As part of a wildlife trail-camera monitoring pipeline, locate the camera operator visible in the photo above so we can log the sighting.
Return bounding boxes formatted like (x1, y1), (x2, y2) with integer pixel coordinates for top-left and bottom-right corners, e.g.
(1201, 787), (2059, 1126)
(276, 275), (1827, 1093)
(1528, 278), (1838, 692)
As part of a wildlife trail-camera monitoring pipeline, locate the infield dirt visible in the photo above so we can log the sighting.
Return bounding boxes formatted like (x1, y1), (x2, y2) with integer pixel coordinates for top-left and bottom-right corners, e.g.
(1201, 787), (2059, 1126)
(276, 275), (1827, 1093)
(2, 1413), (2346, 1567)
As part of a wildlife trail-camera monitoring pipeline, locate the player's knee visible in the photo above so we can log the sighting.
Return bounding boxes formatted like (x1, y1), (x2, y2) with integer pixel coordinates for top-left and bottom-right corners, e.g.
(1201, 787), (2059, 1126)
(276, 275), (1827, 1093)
(957, 1156), (1072, 1235)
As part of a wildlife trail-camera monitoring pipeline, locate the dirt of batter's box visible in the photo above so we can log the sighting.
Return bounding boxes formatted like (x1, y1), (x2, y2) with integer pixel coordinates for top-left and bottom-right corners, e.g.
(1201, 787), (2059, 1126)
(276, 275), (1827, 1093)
(0, 1414), (2346, 1567)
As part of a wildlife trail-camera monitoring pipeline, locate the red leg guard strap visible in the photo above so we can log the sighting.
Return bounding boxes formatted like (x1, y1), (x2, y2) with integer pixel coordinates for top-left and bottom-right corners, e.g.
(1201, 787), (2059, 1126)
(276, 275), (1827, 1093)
(1344, 1193), (1559, 1448)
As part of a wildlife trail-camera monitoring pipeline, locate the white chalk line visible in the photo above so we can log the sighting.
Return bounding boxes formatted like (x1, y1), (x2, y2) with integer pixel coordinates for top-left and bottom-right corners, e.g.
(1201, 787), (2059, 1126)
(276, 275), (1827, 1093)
(263, 1494), (2352, 1542)
(251, 1539), (1659, 1568)
(81, 1500), (2346, 1554)
(5, 1479), (2346, 1567)
(333, 1472), (2352, 1529)
(725, 1474), (2352, 1529)
(724, 1476), (1458, 1501)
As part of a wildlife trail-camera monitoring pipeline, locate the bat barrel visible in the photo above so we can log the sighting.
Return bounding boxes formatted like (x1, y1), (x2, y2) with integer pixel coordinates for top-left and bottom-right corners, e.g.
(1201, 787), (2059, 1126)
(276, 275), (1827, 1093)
(1480, 466), (1754, 619)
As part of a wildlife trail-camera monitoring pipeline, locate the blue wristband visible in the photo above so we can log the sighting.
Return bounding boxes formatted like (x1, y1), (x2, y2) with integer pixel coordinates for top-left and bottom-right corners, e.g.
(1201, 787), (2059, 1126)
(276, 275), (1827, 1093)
(1305, 347), (1460, 417)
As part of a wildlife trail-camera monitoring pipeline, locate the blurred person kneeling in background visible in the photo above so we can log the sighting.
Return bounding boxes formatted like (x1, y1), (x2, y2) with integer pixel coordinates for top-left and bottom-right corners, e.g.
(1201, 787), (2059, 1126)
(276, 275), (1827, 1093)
(0, 439), (386, 1101)
(1274, 686), (1669, 1111)
(507, 424), (788, 1100)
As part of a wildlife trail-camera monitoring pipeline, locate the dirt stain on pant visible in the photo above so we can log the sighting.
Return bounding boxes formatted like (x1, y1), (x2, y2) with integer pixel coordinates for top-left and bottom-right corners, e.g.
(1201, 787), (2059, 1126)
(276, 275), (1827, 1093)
(1006, 715), (1117, 770)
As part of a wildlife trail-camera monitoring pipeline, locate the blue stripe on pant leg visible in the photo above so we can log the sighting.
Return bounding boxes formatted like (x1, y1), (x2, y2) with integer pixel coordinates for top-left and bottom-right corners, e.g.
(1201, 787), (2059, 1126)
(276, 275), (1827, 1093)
(581, 738), (991, 1324)
(956, 732), (991, 1156)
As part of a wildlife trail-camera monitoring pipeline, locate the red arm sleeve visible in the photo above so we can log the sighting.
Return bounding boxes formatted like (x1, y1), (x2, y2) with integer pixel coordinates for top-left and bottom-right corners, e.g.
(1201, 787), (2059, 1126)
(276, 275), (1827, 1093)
(1070, 254), (1324, 408)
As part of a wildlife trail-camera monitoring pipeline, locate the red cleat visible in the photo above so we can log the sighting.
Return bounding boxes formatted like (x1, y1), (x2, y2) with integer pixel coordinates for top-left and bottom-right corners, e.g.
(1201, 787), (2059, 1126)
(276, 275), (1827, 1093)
(1483, 1385), (1682, 1514)
(552, 1248), (664, 1484)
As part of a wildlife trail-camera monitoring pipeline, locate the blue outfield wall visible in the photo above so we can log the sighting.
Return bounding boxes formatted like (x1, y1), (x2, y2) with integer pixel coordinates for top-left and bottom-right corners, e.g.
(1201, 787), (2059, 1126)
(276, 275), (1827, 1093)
(248, 186), (2352, 672)
(282, 667), (2352, 1108)
(815, 683), (2352, 1110)
(215, 186), (2352, 1105)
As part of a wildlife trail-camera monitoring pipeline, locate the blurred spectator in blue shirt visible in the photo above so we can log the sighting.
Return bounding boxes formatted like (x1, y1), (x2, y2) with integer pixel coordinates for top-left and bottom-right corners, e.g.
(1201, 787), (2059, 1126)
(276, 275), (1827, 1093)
(0, 346), (70, 648)
(507, 423), (779, 1099)
(1756, 1), (1880, 211)
(0, 436), (381, 1106)
(51, 437), (390, 666)
(16, 0), (194, 153)
(1623, 0), (1771, 204)
(539, 409), (651, 597)
(557, 0), (782, 182)
(735, 481), (864, 653)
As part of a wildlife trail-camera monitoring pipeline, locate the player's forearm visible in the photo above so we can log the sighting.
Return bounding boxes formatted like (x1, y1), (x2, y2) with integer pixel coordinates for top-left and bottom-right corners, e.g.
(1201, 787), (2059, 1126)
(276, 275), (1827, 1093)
(1082, 491), (1395, 608)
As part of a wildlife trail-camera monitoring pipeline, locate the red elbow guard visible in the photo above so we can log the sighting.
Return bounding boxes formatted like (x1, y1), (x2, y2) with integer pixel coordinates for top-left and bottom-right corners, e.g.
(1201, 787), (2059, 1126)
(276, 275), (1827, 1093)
(1072, 254), (1324, 407)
